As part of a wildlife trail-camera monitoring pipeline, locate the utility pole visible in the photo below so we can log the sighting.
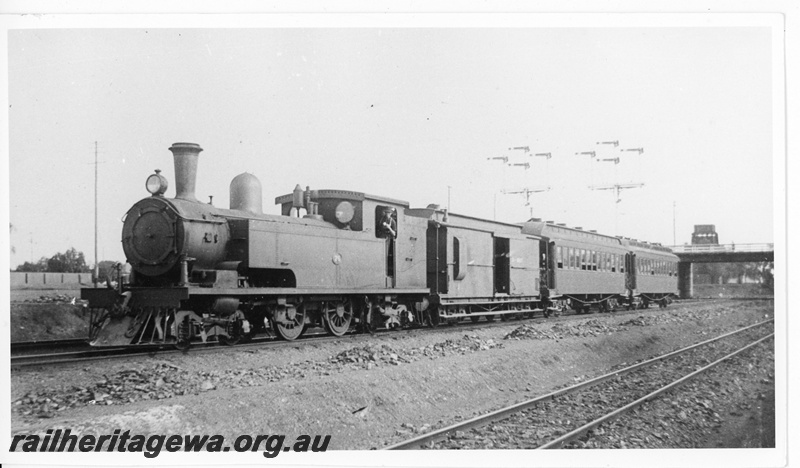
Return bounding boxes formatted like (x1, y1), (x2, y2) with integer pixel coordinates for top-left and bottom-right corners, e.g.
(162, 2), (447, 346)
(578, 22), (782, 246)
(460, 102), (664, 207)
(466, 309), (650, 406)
(447, 185), (452, 213)
(94, 141), (99, 287)
(673, 201), (676, 245)
(588, 183), (644, 234)
(501, 186), (551, 214)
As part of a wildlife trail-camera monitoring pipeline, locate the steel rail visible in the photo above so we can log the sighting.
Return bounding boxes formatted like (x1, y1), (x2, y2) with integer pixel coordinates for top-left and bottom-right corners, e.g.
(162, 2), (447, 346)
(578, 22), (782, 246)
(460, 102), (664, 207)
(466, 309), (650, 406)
(7, 305), (567, 368)
(10, 317), (509, 367)
(9, 331), (341, 368)
(9, 315), (528, 367)
(537, 333), (774, 449)
(383, 318), (774, 450)
(11, 346), (159, 367)
(10, 338), (88, 353)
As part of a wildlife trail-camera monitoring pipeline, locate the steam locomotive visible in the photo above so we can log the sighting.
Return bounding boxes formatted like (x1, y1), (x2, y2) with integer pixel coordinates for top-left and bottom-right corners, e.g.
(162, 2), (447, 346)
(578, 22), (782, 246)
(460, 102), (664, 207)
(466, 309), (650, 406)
(82, 142), (678, 348)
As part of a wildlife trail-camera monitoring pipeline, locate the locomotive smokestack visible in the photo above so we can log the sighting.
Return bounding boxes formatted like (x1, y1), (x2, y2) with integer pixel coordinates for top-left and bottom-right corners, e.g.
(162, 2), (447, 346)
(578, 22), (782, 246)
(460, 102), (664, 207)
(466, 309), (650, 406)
(169, 142), (203, 201)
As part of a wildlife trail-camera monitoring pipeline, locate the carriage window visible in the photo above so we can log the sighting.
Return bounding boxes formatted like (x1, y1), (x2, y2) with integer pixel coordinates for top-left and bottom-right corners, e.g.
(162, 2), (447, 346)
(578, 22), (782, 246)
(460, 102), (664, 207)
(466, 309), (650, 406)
(557, 246), (563, 269)
(581, 250), (587, 270)
(592, 251), (598, 271)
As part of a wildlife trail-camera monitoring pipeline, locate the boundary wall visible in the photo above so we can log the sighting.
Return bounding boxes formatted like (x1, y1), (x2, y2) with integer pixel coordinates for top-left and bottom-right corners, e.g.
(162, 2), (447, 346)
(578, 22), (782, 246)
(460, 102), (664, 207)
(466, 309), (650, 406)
(10, 272), (92, 288)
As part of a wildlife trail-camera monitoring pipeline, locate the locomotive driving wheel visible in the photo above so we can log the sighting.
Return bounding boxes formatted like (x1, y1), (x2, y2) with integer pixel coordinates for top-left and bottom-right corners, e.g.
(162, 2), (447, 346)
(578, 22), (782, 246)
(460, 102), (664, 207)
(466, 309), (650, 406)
(323, 300), (353, 337)
(274, 305), (306, 341)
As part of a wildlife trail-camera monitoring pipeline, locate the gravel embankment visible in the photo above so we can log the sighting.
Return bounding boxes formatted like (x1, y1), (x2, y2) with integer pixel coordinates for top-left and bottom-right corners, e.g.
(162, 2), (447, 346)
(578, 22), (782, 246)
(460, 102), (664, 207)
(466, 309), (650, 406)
(429, 322), (772, 449)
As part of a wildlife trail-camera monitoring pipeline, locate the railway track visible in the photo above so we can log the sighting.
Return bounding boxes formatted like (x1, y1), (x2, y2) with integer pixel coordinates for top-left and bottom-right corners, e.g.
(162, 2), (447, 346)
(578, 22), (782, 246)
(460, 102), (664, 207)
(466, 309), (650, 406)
(10, 338), (88, 353)
(9, 298), (757, 368)
(383, 318), (774, 450)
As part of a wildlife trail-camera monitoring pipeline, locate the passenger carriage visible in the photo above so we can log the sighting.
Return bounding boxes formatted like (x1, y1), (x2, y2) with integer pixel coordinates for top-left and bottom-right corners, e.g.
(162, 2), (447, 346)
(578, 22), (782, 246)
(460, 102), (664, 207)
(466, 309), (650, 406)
(522, 219), (630, 313)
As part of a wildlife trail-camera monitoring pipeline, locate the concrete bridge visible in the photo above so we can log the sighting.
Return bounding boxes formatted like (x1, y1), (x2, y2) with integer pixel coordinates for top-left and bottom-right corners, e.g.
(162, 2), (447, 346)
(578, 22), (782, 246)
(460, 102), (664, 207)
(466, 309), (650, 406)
(671, 243), (774, 298)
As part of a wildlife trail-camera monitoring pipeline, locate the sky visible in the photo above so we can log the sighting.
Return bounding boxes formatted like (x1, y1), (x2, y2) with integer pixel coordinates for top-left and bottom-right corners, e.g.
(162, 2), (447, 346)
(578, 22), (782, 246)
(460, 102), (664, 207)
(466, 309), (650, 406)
(4, 17), (779, 269)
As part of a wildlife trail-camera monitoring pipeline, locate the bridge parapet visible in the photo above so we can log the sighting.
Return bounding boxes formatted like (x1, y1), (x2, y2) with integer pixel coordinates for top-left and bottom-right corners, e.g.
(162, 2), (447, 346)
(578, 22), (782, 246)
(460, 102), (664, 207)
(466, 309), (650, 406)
(669, 243), (774, 254)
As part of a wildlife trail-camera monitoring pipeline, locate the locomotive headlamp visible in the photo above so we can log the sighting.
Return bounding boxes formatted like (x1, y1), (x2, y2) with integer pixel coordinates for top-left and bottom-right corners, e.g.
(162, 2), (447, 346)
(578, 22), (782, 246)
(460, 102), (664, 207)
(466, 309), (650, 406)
(335, 201), (355, 224)
(146, 169), (168, 196)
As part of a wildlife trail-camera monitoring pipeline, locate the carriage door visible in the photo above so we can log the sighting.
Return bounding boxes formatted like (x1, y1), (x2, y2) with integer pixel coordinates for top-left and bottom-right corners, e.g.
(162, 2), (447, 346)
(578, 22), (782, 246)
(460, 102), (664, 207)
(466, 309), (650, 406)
(538, 240), (557, 291)
(538, 240), (549, 291)
(426, 224), (448, 294)
(509, 237), (538, 295)
(494, 237), (510, 294)
(625, 253), (637, 291)
(547, 241), (557, 290)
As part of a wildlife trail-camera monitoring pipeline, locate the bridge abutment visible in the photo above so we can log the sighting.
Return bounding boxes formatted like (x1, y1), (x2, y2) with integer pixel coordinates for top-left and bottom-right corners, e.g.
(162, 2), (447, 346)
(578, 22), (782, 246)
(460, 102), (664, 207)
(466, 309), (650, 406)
(678, 262), (693, 299)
